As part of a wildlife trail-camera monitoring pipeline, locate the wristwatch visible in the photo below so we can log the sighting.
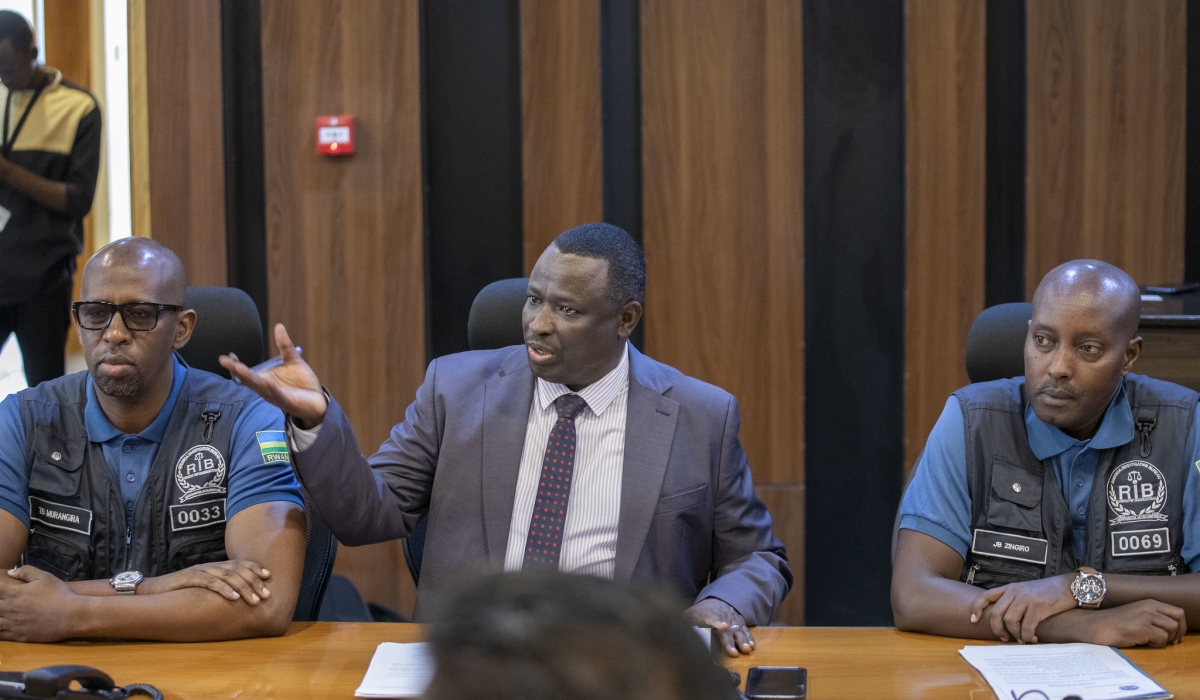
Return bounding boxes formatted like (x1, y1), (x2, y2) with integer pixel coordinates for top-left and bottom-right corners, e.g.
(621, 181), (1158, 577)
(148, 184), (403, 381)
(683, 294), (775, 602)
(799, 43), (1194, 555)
(110, 570), (143, 595)
(1070, 566), (1106, 609)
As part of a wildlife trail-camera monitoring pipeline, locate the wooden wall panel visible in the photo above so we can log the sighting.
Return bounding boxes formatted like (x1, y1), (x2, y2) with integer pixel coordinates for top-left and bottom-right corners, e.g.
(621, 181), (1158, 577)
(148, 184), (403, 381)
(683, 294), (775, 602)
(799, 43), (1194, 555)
(1027, 0), (1185, 294)
(261, 0), (425, 616)
(143, 0), (226, 284)
(643, 0), (804, 623)
(904, 0), (985, 471)
(44, 0), (93, 357)
(520, 0), (603, 270)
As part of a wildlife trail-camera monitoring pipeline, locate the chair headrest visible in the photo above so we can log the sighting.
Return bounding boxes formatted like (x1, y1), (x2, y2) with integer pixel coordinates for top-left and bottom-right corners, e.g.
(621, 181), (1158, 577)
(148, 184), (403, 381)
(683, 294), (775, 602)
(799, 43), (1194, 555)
(965, 302), (1032, 384)
(468, 278), (529, 351)
(178, 286), (264, 378)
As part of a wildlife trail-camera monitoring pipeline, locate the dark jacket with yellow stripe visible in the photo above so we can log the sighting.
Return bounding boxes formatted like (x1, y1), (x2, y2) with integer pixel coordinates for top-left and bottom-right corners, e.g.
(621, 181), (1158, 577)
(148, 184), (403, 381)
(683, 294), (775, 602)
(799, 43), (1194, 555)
(0, 68), (100, 305)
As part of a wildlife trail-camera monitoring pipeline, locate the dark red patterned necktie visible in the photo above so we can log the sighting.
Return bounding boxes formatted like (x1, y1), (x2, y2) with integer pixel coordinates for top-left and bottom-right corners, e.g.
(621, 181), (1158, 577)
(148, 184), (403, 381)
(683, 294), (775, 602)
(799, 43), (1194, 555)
(523, 393), (588, 569)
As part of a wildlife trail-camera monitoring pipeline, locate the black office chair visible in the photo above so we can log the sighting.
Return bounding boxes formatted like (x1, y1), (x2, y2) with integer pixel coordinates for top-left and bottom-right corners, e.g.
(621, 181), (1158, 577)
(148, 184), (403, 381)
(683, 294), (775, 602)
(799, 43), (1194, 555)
(466, 277), (530, 351)
(178, 286), (265, 378)
(965, 302), (1033, 384)
(293, 497), (338, 621)
(174, 286), (336, 620)
(401, 278), (530, 586)
(891, 302), (1033, 563)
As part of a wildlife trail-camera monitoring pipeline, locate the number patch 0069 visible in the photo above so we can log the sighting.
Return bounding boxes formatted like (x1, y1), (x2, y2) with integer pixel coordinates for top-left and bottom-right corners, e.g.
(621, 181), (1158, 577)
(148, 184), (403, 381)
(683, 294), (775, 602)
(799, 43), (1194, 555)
(1110, 527), (1170, 557)
(169, 499), (226, 532)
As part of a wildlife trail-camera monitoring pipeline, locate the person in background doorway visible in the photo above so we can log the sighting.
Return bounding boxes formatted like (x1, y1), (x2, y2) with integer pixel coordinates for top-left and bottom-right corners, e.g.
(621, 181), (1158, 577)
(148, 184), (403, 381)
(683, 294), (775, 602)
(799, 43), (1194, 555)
(0, 10), (101, 387)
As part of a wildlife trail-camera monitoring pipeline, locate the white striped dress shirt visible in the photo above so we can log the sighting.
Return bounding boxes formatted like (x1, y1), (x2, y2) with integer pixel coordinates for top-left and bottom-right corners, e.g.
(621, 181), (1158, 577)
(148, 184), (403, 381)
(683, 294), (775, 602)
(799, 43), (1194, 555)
(503, 346), (629, 578)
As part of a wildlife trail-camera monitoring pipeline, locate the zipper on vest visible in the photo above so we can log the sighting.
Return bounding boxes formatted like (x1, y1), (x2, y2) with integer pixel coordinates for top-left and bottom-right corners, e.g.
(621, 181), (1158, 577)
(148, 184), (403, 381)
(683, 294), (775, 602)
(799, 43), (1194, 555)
(125, 527), (132, 571)
(966, 564), (979, 585)
(1169, 564), (1178, 576)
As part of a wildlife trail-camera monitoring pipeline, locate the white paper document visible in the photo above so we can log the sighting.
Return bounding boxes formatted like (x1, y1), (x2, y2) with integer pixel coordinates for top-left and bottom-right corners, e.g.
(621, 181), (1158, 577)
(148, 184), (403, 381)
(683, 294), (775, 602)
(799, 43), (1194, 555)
(354, 642), (434, 698)
(959, 643), (1170, 700)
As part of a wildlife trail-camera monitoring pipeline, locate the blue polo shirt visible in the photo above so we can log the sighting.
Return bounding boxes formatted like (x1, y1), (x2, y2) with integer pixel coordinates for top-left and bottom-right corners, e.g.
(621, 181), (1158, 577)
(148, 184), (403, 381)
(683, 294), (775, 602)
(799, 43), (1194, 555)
(900, 384), (1200, 570)
(0, 356), (303, 528)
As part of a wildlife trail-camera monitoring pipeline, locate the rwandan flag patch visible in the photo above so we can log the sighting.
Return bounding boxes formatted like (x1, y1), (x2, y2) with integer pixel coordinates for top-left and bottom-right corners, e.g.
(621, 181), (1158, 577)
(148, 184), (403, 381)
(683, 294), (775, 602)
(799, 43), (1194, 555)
(256, 430), (291, 463)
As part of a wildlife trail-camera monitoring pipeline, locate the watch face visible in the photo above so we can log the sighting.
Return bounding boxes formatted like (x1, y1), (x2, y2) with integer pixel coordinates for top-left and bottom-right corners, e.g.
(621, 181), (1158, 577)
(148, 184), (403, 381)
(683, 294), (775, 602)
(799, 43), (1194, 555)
(113, 571), (141, 586)
(1076, 575), (1104, 602)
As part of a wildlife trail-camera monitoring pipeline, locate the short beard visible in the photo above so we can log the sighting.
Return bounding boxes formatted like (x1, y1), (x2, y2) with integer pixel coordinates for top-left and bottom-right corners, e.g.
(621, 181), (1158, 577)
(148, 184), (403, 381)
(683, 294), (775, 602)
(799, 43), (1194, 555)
(93, 371), (145, 398)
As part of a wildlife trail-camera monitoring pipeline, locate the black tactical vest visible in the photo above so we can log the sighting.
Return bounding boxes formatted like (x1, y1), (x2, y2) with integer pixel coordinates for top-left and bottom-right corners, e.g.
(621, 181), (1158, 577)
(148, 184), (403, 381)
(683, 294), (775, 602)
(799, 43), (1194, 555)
(954, 374), (1197, 589)
(17, 365), (256, 581)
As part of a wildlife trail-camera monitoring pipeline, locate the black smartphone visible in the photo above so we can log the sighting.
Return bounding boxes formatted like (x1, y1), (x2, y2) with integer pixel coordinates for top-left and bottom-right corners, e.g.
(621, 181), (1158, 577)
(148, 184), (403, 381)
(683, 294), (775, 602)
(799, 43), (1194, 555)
(745, 666), (806, 699)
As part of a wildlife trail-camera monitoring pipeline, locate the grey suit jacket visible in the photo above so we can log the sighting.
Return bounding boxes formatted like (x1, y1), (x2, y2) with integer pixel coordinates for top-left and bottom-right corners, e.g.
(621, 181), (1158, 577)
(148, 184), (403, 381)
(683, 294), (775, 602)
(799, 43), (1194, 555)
(292, 344), (792, 622)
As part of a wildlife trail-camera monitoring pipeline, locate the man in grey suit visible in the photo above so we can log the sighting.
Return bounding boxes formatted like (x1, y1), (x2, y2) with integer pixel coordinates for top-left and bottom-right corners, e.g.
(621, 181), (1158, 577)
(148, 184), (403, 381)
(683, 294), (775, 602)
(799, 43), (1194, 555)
(221, 223), (791, 656)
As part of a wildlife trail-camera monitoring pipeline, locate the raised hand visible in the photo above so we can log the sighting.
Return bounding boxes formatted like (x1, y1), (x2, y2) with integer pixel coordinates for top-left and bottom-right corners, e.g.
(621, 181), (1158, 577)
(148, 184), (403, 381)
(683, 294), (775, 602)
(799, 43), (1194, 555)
(219, 324), (328, 428)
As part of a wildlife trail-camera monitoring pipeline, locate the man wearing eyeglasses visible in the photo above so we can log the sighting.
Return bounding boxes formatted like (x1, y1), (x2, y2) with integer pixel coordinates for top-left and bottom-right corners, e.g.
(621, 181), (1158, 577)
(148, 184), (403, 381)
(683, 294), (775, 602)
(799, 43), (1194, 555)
(0, 237), (307, 642)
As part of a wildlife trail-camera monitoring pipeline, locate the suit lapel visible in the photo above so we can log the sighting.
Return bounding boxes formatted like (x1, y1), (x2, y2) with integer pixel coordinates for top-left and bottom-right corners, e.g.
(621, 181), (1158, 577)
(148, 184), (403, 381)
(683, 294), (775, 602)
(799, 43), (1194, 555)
(481, 348), (535, 566)
(614, 347), (679, 581)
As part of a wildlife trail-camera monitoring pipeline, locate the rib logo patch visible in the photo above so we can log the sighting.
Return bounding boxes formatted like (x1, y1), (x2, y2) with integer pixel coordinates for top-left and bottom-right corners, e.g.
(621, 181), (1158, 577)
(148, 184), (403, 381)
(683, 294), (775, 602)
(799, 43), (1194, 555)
(256, 430), (290, 463)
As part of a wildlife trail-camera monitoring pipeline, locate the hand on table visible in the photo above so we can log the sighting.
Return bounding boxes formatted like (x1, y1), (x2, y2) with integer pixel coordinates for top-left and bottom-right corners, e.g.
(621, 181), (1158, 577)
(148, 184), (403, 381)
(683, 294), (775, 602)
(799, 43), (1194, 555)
(687, 597), (755, 657)
(0, 566), (81, 642)
(969, 574), (1076, 643)
(149, 559), (272, 605)
(1085, 600), (1187, 648)
(219, 324), (328, 428)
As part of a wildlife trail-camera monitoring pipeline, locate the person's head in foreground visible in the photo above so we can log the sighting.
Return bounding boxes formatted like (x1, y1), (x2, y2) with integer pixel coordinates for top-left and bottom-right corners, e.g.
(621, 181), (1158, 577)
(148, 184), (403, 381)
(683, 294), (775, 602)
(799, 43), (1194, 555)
(423, 570), (739, 700)
(524, 222), (645, 391)
(1025, 259), (1143, 440)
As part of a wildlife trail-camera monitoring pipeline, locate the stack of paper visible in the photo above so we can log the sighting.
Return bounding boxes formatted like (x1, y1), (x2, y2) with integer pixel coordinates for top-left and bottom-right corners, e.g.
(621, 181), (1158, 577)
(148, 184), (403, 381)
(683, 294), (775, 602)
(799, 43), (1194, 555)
(354, 642), (435, 698)
(959, 643), (1170, 700)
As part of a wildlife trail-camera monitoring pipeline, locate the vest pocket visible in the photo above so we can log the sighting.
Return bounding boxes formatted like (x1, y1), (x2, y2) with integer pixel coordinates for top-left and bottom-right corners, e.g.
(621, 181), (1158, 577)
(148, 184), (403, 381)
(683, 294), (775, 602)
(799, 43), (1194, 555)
(25, 528), (89, 581)
(167, 533), (228, 571)
(962, 556), (1043, 589)
(28, 437), (86, 498)
(987, 457), (1044, 533)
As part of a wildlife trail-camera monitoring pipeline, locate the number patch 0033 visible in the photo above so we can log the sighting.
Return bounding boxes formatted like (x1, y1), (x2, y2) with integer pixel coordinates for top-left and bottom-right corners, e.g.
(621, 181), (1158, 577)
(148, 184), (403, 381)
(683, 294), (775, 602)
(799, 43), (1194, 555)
(169, 499), (227, 532)
(1110, 527), (1170, 557)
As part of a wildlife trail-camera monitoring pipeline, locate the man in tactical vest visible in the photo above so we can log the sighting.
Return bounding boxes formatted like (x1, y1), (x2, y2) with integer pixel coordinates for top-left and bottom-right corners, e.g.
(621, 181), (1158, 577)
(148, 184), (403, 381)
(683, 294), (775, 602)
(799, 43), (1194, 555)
(893, 260), (1200, 648)
(0, 237), (306, 642)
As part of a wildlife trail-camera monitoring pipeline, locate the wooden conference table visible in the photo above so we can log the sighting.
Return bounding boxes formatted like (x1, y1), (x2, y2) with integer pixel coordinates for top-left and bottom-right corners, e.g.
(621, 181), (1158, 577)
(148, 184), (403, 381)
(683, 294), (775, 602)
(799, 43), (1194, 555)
(0, 623), (1196, 699)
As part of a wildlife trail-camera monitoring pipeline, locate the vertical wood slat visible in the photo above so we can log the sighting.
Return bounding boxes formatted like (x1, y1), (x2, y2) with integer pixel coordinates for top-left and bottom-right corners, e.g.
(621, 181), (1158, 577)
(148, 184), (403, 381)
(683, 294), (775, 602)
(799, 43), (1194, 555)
(642, 0), (804, 623)
(43, 0), (93, 356)
(904, 0), (986, 471)
(143, 0), (226, 284)
(129, 0), (151, 241)
(520, 0), (603, 270)
(1027, 0), (1186, 292)
(261, 0), (426, 615)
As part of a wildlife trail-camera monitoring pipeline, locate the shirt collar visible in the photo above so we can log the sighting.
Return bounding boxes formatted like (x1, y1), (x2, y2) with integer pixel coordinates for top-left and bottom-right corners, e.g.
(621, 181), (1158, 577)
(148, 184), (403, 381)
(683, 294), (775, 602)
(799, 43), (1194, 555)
(86, 355), (186, 444)
(1025, 383), (1134, 460)
(536, 344), (630, 417)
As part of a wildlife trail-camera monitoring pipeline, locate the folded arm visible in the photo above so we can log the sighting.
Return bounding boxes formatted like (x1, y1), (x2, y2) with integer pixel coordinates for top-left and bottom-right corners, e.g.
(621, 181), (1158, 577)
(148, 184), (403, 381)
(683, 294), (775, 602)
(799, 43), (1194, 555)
(0, 501), (305, 642)
(893, 529), (1186, 647)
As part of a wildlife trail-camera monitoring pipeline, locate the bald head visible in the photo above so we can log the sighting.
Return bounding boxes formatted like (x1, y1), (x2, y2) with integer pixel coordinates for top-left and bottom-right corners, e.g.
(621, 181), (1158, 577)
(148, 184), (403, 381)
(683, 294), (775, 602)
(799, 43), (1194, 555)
(82, 237), (186, 305)
(1025, 259), (1143, 440)
(1032, 260), (1141, 343)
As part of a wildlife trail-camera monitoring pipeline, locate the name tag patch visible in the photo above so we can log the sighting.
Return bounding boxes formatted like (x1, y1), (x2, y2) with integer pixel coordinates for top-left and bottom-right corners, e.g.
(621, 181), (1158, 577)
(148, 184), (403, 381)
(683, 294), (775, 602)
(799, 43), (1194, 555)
(971, 528), (1048, 565)
(1111, 527), (1171, 557)
(169, 499), (227, 532)
(29, 496), (92, 535)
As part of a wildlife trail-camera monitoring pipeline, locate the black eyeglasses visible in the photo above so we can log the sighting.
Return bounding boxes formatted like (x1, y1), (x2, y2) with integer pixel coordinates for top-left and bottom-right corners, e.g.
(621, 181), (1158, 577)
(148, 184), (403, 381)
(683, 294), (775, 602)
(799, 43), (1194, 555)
(71, 301), (183, 332)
